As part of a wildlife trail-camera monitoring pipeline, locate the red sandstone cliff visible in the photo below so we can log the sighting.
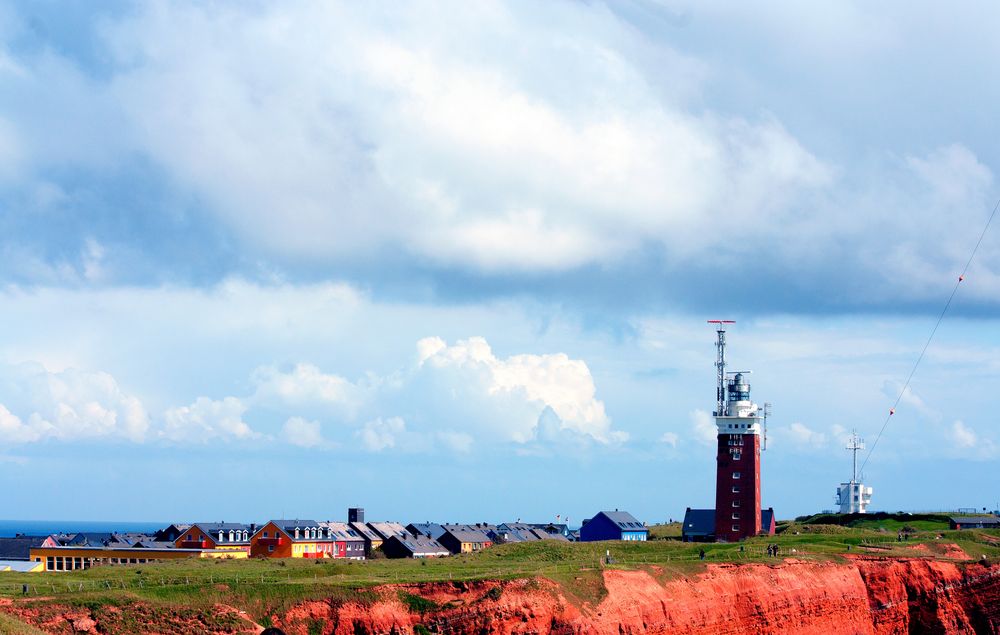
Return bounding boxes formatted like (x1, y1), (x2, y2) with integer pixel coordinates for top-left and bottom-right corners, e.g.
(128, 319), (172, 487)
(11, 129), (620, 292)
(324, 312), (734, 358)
(4, 558), (999, 634)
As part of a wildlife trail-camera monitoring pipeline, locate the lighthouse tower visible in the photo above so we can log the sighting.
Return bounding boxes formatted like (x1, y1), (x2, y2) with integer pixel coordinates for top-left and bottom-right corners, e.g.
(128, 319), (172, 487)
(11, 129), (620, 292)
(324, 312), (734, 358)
(709, 321), (766, 542)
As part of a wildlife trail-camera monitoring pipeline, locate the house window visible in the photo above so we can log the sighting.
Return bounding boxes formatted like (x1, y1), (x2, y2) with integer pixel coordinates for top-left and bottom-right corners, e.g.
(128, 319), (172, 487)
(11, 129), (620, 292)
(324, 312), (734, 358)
(732, 512), (740, 520)
(732, 451), (741, 460)
(732, 485), (741, 493)
(732, 500), (740, 507)
(732, 471), (741, 479)
(732, 524), (740, 532)
(268, 545), (274, 553)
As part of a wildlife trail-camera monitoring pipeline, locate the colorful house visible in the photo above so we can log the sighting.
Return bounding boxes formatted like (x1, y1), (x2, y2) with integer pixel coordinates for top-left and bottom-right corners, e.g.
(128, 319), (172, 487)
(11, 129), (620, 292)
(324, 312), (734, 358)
(318, 521), (366, 559)
(579, 511), (648, 542)
(175, 523), (255, 554)
(950, 516), (1000, 530)
(29, 544), (246, 571)
(382, 533), (450, 559)
(349, 521), (383, 556)
(250, 520), (336, 558)
(437, 525), (493, 554)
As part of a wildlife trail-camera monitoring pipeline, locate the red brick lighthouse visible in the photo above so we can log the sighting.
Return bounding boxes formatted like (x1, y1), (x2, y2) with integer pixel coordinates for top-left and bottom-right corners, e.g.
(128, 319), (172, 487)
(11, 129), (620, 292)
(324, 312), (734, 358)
(709, 320), (768, 542)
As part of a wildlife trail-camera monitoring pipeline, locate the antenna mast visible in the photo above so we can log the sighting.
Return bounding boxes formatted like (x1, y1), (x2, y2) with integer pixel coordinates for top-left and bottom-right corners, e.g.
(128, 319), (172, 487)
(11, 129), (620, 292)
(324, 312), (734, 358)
(707, 320), (735, 416)
(847, 430), (865, 483)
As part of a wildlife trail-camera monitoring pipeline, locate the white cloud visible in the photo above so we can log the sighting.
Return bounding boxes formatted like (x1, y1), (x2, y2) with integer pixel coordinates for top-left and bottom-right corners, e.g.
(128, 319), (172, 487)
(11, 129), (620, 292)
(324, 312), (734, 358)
(162, 396), (257, 442)
(785, 421), (828, 448)
(830, 424), (848, 444)
(690, 409), (717, 446)
(0, 363), (149, 444)
(0, 404), (45, 443)
(251, 363), (364, 415)
(411, 336), (625, 445)
(659, 431), (679, 447)
(437, 430), (474, 454)
(92, 1), (830, 273)
(950, 420), (977, 449)
(282, 416), (325, 448)
(357, 417), (406, 452)
(882, 381), (938, 421)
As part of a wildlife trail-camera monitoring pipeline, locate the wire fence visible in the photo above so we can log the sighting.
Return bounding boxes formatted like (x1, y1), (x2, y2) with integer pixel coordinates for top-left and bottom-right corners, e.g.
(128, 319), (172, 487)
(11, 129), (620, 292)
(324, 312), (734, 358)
(0, 550), (806, 598)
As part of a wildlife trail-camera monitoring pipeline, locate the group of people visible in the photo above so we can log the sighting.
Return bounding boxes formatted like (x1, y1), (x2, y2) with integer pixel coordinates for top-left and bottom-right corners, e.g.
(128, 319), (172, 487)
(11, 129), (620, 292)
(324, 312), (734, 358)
(766, 544), (780, 557)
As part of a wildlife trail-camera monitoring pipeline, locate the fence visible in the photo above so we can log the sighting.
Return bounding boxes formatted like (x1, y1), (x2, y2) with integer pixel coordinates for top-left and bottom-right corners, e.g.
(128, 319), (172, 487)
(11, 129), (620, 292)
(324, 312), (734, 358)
(0, 550), (804, 598)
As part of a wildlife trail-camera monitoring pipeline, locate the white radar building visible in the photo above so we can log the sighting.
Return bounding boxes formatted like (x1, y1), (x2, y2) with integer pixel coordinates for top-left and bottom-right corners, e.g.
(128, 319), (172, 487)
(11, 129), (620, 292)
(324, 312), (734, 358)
(835, 430), (873, 514)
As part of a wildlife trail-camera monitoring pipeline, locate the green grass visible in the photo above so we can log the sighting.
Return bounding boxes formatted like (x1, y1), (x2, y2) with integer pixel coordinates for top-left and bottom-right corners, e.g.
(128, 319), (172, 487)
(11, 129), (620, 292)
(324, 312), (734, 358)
(1, 526), (997, 630)
(0, 612), (49, 635)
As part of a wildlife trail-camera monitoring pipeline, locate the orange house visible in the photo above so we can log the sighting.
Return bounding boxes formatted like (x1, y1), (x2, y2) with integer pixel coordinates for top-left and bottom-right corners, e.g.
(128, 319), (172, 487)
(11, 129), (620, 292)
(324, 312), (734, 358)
(175, 523), (255, 554)
(250, 520), (335, 558)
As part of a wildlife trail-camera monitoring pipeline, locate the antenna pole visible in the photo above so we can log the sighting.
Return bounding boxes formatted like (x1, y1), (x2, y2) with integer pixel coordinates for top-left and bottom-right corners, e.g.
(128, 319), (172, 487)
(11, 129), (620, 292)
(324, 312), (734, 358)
(707, 320), (734, 416)
(847, 430), (864, 484)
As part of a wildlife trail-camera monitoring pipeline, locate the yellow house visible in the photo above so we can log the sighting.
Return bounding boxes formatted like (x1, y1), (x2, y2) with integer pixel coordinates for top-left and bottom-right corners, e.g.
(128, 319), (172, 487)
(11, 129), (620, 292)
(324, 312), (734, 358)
(29, 546), (247, 571)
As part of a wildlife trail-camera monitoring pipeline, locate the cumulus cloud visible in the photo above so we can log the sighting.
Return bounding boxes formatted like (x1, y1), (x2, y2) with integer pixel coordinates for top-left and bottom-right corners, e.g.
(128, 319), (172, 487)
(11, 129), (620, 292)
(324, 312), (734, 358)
(950, 420), (977, 449)
(784, 421), (828, 448)
(87, 1), (831, 277)
(162, 396), (257, 442)
(690, 409), (717, 446)
(659, 431), (679, 447)
(251, 363), (365, 415)
(282, 416), (325, 448)
(0, 363), (149, 444)
(410, 336), (624, 445)
(357, 417), (407, 452)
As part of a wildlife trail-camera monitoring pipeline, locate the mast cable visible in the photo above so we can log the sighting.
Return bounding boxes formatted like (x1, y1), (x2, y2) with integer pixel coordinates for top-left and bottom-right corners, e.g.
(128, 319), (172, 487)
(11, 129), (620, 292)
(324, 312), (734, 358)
(859, 195), (1000, 473)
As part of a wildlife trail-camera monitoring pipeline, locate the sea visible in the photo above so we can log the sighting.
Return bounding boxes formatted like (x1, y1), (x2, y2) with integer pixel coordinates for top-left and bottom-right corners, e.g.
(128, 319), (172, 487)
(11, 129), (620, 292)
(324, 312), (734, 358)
(0, 519), (168, 538)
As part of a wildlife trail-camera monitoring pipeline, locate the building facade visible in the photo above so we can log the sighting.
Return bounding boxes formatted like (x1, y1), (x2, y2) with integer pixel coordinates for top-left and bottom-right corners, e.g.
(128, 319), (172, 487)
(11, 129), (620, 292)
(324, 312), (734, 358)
(250, 520), (335, 558)
(578, 511), (648, 541)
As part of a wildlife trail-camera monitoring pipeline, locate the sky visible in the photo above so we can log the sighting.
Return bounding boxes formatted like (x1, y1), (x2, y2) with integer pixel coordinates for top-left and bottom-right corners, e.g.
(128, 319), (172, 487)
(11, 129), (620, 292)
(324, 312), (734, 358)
(1, 0), (999, 525)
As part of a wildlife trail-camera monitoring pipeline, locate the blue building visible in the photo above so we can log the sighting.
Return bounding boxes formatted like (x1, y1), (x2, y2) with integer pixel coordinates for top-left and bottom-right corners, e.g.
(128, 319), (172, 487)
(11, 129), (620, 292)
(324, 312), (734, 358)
(579, 510), (648, 542)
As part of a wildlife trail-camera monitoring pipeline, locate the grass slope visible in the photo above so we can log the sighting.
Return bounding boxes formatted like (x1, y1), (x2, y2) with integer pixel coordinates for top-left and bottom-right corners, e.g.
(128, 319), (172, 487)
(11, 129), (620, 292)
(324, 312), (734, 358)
(0, 524), (996, 630)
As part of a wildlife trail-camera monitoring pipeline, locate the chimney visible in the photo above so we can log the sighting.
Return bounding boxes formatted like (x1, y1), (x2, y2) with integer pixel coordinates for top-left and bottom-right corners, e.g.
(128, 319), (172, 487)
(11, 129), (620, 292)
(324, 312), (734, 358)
(348, 508), (365, 524)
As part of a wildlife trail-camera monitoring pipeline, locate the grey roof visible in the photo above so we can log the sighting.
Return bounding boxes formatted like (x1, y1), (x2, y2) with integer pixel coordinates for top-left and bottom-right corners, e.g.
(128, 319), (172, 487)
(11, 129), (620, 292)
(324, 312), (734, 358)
(191, 522), (255, 532)
(528, 523), (570, 535)
(407, 522), (446, 540)
(349, 522), (381, 542)
(388, 534), (450, 556)
(531, 529), (569, 541)
(188, 523), (255, 544)
(950, 516), (1000, 525)
(441, 525), (492, 543)
(682, 509), (716, 536)
(66, 532), (116, 546)
(0, 537), (47, 560)
(270, 519), (321, 531)
(366, 522), (408, 540)
(598, 511), (648, 531)
(319, 521), (364, 542)
(498, 522), (536, 532)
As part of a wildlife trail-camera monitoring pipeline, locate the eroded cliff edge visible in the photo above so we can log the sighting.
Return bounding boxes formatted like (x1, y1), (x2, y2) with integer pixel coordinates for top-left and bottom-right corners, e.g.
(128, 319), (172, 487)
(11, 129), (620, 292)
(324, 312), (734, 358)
(4, 557), (999, 634)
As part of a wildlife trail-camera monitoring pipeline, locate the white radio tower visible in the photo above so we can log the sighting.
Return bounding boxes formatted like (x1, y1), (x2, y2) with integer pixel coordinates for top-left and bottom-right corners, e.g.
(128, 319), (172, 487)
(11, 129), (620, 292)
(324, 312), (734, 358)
(836, 429), (873, 514)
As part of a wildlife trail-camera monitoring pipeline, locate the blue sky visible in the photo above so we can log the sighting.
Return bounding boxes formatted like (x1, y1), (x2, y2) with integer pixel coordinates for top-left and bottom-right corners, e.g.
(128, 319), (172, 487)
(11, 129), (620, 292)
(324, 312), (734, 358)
(1, 1), (999, 525)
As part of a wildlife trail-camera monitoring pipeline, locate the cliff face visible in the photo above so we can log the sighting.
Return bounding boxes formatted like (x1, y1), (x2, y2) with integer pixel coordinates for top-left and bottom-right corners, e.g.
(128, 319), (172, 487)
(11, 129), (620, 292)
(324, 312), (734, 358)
(4, 558), (999, 635)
